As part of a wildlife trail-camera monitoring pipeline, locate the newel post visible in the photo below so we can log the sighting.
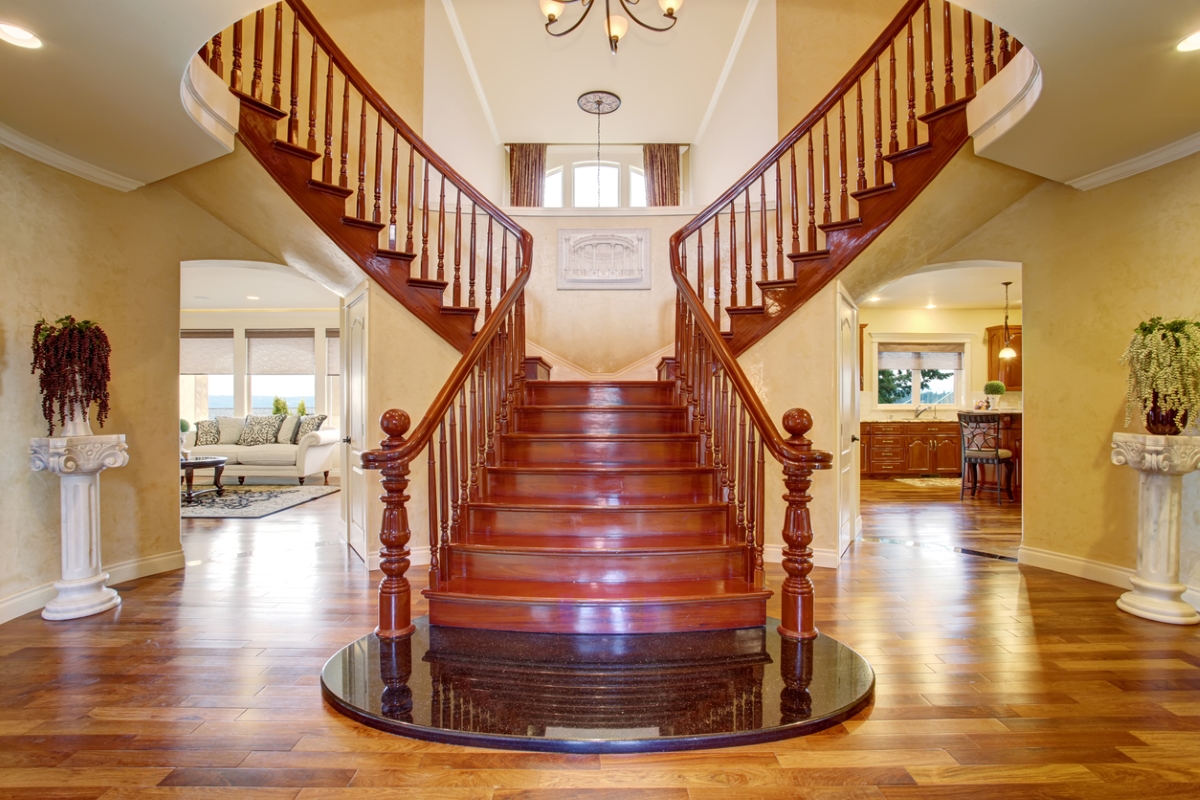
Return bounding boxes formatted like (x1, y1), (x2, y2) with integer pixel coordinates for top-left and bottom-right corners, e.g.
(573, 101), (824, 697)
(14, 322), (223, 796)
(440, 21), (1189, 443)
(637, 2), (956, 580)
(377, 409), (416, 639)
(779, 408), (818, 640)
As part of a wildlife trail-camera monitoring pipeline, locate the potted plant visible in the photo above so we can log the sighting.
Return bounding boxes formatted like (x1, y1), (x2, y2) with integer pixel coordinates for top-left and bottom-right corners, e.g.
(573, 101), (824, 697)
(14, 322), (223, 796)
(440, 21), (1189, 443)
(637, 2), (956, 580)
(30, 316), (112, 436)
(1121, 316), (1200, 435)
(984, 380), (1006, 409)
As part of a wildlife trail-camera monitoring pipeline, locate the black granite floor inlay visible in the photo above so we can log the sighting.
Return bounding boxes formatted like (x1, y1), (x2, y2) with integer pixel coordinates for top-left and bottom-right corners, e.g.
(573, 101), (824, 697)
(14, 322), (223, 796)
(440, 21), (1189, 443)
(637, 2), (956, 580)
(321, 617), (874, 753)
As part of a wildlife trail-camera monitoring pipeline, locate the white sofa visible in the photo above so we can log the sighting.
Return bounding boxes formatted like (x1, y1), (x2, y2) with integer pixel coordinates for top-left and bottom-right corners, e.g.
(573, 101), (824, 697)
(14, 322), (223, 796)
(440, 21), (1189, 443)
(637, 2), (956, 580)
(184, 428), (341, 484)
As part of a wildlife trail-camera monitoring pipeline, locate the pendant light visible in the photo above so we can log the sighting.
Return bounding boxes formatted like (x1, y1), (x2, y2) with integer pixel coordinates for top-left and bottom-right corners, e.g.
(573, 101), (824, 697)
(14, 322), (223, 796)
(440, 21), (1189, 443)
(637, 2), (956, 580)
(999, 281), (1017, 359)
(578, 91), (620, 207)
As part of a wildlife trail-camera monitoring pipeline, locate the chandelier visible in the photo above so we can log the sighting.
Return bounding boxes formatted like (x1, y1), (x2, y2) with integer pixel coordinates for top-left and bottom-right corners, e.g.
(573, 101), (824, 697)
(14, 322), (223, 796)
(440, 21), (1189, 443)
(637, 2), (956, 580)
(540, 0), (684, 53)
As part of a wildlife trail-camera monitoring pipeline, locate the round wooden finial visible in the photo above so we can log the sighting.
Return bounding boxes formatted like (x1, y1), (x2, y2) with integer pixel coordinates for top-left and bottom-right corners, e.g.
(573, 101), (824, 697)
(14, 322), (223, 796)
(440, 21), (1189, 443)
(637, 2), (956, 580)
(380, 409), (410, 438)
(782, 408), (813, 438)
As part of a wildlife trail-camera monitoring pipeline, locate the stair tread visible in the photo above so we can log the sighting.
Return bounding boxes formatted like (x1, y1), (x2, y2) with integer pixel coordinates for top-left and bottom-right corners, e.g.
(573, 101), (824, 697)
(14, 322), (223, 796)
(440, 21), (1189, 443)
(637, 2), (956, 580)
(520, 404), (684, 411)
(454, 542), (740, 555)
(469, 501), (729, 512)
(461, 533), (731, 549)
(502, 432), (698, 441)
(428, 577), (769, 603)
(489, 465), (712, 474)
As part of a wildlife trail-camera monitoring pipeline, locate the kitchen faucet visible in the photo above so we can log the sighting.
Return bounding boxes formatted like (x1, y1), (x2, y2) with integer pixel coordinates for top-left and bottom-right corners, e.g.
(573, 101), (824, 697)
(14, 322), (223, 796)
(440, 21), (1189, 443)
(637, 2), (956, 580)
(914, 405), (929, 418)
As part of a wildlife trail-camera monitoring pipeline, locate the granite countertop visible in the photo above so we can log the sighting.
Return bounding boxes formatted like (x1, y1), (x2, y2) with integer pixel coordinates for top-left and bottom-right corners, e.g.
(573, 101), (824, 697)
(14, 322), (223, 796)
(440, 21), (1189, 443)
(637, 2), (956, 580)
(862, 409), (1022, 422)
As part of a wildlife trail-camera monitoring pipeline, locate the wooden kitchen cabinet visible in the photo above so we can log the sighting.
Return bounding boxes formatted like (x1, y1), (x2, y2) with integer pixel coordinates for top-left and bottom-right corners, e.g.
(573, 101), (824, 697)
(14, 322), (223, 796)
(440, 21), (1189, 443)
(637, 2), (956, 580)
(864, 422), (962, 477)
(986, 325), (1022, 391)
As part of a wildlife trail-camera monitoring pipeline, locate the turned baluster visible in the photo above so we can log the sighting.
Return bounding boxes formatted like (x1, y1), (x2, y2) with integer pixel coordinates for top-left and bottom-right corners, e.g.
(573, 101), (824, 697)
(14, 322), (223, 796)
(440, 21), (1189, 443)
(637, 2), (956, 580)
(736, 404), (748, 551)
(468, 371), (479, 499)
(821, 118), (832, 225)
(696, 229), (705, 308)
(388, 130), (398, 248)
(906, 18), (918, 147)
(789, 147), (800, 254)
(499, 229), (507, 295)
(775, 162), (784, 279)
(726, 394), (738, 518)
(305, 40), (319, 152)
(923, 0), (935, 112)
(998, 28), (1010, 68)
(759, 176), (768, 282)
(251, 10), (265, 100)
(712, 370), (726, 491)
(231, 21), (243, 91)
(287, 16), (299, 144)
(743, 189), (752, 304)
(376, 409), (416, 639)
(468, 203), (478, 308)
(889, 40), (899, 154)
(856, 79), (867, 192)
(755, 437), (766, 588)
(338, 76), (350, 188)
(873, 59), (884, 185)
(713, 214), (721, 325)
(779, 408), (820, 641)
(983, 21), (996, 82)
(271, 3), (283, 110)
(806, 134), (817, 249)
(405, 146), (415, 252)
(745, 424), (758, 583)
(729, 203), (739, 308)
(447, 403), (460, 544)
(838, 98), (849, 219)
(942, 0), (955, 104)
(321, 53), (334, 182)
(453, 191), (462, 306)
(457, 387), (469, 510)
(210, 33), (223, 77)
(963, 10), (976, 96)
(484, 216), (494, 319)
(420, 160), (430, 278)
(437, 175), (447, 282)
(373, 116), (383, 224)
(426, 440), (438, 589)
(355, 97), (368, 219)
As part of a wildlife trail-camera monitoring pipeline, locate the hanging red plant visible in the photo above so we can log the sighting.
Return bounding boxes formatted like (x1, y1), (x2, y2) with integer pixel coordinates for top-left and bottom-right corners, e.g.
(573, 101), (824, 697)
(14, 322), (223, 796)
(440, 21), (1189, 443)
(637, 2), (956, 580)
(30, 316), (112, 435)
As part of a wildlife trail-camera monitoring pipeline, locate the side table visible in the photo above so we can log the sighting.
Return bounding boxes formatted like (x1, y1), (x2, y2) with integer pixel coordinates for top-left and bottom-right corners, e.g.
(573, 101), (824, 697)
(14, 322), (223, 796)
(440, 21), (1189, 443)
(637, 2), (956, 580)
(181, 457), (227, 504)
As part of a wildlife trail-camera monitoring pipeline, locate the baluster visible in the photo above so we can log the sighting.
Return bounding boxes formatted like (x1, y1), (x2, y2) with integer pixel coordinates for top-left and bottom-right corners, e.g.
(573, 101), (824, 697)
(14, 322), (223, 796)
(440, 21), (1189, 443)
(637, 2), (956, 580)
(856, 80), (866, 192)
(821, 118), (832, 225)
(778, 408), (819, 641)
(712, 370), (725, 491)
(437, 421), (450, 588)
(1012, 37), (1023, 56)
(789, 147), (800, 253)
(370, 116), (382, 224)
(356, 96), (367, 219)
(743, 190), (752, 305)
(405, 146), (415, 252)
(307, 40), (318, 152)
(469, 370), (480, 499)
(737, 404), (747, 552)
(468, 203), (477, 308)
(458, 386), (469, 510)
(499, 229), (507, 294)
(322, 52), (334, 182)
(983, 21), (996, 82)
(775, 162), (784, 279)
(759, 176), (768, 282)
(453, 190), (463, 306)
(376, 409), (415, 639)
(210, 33), (223, 77)
(943, 0), (955, 104)
(251, 9), (265, 100)
(287, 16), (299, 144)
(806, 134), (817, 249)
(388, 130), (398, 248)
(484, 342), (495, 463)
(338, 76), (350, 188)
(696, 229), (705, 308)
(729, 203), (738, 308)
(420, 160), (430, 277)
(713, 215), (721, 325)
(726, 394), (737, 521)
(998, 28), (1010, 68)
(889, 40), (899, 154)
(231, 21), (243, 91)
(437, 175), (447, 281)
(484, 217), (494, 319)
(426, 439), (438, 589)
(873, 59), (883, 184)
(696, 336), (708, 462)
(839, 104), (850, 220)
(271, 3), (283, 110)
(755, 436), (765, 588)
(448, 403), (460, 544)
(199, 41), (208, 67)
(963, 10), (976, 96)
(923, 0), (935, 112)
(906, 18), (918, 147)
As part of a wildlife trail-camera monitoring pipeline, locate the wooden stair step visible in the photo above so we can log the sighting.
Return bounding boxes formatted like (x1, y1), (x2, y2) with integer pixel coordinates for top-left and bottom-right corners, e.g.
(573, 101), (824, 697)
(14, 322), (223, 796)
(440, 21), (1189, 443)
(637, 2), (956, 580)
(524, 380), (676, 407)
(788, 249), (831, 263)
(308, 179), (354, 199)
(460, 530), (734, 550)
(425, 577), (770, 634)
(272, 139), (320, 162)
(485, 466), (716, 504)
(447, 543), (745, 583)
(500, 433), (700, 466)
(466, 502), (732, 541)
(515, 405), (688, 434)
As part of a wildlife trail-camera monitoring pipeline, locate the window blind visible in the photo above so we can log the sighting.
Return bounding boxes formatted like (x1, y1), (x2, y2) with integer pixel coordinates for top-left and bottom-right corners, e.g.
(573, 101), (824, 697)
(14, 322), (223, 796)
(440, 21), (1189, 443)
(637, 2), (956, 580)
(180, 329), (234, 375)
(326, 328), (340, 376)
(246, 329), (315, 375)
(878, 342), (963, 371)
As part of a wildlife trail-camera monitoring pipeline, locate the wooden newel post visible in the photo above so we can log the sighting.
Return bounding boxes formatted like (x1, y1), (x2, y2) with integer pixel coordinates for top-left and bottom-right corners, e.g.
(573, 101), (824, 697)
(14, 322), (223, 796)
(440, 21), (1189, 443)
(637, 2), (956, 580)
(779, 407), (819, 640)
(377, 408), (416, 639)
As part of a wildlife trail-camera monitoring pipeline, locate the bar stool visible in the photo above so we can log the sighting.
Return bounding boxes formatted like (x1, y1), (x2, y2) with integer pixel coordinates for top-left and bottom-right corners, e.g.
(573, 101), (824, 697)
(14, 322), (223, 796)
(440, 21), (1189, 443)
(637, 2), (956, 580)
(957, 412), (1015, 505)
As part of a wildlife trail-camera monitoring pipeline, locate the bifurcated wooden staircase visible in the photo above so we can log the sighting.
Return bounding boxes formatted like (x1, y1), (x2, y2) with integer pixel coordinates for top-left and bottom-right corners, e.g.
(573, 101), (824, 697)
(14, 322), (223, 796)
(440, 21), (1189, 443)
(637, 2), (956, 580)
(424, 380), (771, 634)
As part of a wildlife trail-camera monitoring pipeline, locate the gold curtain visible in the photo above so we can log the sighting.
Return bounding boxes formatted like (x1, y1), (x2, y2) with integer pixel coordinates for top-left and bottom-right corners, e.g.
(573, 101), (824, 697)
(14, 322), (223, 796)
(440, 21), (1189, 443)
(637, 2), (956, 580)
(643, 144), (680, 207)
(508, 143), (547, 207)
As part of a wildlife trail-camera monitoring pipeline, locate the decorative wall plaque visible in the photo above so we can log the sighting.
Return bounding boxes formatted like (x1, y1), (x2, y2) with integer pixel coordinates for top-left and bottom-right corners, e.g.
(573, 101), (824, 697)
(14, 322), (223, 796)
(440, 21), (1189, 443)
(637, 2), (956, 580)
(557, 228), (651, 291)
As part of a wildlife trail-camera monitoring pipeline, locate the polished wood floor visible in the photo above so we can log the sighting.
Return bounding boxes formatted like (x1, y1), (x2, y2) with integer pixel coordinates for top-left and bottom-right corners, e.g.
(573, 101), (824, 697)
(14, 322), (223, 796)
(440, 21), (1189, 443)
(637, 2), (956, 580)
(0, 486), (1198, 798)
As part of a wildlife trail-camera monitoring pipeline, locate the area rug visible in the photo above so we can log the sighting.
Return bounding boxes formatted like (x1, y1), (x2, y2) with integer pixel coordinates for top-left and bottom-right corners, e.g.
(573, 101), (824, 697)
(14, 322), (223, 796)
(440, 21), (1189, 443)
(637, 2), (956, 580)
(893, 477), (963, 488)
(181, 484), (340, 519)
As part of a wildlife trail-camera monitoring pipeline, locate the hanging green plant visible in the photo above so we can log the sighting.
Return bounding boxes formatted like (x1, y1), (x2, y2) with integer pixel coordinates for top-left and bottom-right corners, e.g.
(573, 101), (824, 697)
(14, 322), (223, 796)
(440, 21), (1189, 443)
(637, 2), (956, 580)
(30, 316), (112, 435)
(1120, 316), (1200, 432)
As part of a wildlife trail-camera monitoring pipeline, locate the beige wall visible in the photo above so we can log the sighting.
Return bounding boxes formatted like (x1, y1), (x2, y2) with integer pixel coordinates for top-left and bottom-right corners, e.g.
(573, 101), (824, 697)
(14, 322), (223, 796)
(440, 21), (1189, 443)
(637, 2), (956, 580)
(935, 149), (1200, 580)
(0, 145), (274, 622)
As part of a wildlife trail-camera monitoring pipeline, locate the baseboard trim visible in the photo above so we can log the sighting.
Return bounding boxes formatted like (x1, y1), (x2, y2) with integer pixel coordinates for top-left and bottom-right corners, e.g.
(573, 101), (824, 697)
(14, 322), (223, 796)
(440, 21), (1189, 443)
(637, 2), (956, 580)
(0, 549), (186, 626)
(763, 544), (840, 570)
(1017, 545), (1133, 590)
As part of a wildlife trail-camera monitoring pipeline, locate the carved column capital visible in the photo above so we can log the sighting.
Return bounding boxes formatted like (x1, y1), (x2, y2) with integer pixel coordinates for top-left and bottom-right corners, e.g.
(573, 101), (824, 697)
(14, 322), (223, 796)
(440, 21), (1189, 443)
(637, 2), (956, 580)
(30, 434), (129, 476)
(1111, 432), (1200, 476)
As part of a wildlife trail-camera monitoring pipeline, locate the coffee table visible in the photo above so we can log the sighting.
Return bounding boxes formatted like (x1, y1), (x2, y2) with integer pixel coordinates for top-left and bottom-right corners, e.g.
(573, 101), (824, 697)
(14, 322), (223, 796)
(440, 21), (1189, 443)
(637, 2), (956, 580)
(180, 456), (227, 504)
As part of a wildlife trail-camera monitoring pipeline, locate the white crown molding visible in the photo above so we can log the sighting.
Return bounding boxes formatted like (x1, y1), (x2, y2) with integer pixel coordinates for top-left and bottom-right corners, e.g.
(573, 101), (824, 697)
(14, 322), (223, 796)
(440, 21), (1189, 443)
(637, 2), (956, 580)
(441, 0), (501, 146)
(1067, 129), (1200, 192)
(693, 0), (758, 145)
(0, 120), (143, 192)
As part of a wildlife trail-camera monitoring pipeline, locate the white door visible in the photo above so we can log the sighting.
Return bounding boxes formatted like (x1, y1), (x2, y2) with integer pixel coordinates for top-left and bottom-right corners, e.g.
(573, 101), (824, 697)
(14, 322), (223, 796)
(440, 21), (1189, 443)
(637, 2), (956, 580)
(836, 284), (860, 559)
(343, 286), (370, 564)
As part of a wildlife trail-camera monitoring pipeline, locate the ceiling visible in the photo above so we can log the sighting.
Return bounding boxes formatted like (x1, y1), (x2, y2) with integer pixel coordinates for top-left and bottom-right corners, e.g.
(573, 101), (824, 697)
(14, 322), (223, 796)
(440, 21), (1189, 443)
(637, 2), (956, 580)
(181, 261), (341, 311)
(863, 261), (1022, 310)
(423, 0), (754, 144)
(959, 0), (1200, 186)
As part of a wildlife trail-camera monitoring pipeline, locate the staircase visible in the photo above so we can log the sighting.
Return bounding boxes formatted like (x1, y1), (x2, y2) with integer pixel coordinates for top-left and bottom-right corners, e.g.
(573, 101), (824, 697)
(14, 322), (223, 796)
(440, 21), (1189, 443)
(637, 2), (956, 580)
(425, 380), (771, 634)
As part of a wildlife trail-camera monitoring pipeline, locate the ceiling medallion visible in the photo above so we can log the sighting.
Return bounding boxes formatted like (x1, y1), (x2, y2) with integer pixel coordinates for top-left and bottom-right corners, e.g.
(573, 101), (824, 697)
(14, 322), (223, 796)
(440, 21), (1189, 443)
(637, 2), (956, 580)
(541, 0), (683, 54)
(577, 90), (621, 116)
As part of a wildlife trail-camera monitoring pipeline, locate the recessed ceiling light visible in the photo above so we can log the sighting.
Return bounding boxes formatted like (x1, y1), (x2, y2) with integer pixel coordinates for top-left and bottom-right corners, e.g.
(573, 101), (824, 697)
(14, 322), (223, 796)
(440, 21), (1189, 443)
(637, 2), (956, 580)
(246, 295), (260, 300)
(1178, 30), (1200, 51)
(0, 22), (42, 48)
(867, 296), (881, 302)
(925, 303), (937, 309)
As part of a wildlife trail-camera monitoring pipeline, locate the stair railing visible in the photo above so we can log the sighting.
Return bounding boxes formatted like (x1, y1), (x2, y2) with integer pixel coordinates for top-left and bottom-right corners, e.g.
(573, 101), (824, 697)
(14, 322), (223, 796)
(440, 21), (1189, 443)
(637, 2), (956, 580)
(670, 0), (1019, 336)
(200, 0), (524, 334)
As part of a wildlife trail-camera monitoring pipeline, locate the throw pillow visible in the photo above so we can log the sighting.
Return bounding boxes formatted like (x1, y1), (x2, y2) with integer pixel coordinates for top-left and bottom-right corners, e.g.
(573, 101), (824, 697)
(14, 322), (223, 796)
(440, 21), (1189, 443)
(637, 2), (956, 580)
(217, 416), (246, 445)
(194, 420), (219, 446)
(277, 415), (301, 444)
(238, 414), (286, 446)
(296, 414), (328, 439)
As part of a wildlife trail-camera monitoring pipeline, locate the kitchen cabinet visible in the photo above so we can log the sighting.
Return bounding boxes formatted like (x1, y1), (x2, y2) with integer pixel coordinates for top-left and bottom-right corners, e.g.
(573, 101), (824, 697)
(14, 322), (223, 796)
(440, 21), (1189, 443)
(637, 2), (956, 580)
(986, 325), (1022, 391)
(863, 422), (961, 477)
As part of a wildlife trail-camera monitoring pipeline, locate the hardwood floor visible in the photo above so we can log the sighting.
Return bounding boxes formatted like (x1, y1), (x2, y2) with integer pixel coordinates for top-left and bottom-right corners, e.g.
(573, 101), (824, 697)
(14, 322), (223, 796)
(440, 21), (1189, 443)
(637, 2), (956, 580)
(0, 488), (1198, 798)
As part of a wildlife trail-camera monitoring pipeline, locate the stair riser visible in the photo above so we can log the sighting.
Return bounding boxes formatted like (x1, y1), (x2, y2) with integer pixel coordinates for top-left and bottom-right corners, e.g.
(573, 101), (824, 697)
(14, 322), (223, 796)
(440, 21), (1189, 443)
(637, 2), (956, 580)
(466, 507), (732, 542)
(448, 548), (745, 583)
(524, 383), (675, 407)
(487, 471), (716, 503)
(516, 408), (688, 434)
(428, 597), (768, 634)
(462, 531), (734, 549)
(501, 438), (699, 466)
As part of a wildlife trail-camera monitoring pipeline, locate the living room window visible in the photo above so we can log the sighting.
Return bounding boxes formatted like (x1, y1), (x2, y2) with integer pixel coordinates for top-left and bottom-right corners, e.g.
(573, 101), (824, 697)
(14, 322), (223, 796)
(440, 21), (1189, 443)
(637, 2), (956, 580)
(179, 329), (234, 421)
(325, 328), (341, 432)
(246, 329), (316, 416)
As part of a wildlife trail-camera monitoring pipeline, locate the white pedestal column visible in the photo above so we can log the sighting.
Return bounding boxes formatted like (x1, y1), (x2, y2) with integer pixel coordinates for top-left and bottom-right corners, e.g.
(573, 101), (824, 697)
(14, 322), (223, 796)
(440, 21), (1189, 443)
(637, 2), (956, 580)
(1111, 432), (1200, 625)
(29, 434), (129, 621)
